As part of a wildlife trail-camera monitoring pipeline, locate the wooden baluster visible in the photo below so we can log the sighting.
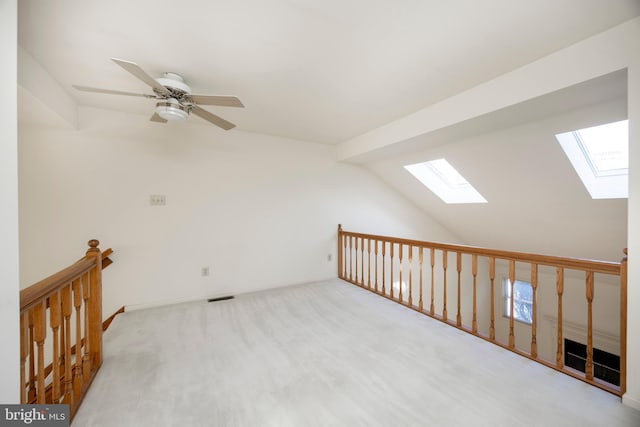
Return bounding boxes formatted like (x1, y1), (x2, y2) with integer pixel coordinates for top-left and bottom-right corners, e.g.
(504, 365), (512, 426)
(508, 260), (515, 348)
(28, 311), (36, 402)
(456, 252), (462, 327)
(367, 239), (371, 289)
(32, 301), (46, 404)
(472, 255), (478, 334)
(73, 278), (83, 399)
(398, 244), (404, 302)
(59, 310), (66, 400)
(419, 247), (424, 311)
(408, 245), (413, 306)
(61, 284), (74, 406)
(585, 271), (594, 380)
(338, 225), (343, 278)
(381, 242), (386, 295)
(430, 248), (435, 315)
(374, 240), (379, 293)
(556, 267), (564, 368)
(20, 312), (28, 403)
(349, 236), (353, 282)
(531, 263), (538, 358)
(355, 237), (359, 285)
(49, 291), (62, 403)
(390, 243), (395, 299)
(342, 232), (347, 279)
(620, 248), (628, 395)
(489, 257), (495, 340)
(82, 271), (91, 383)
(442, 250), (448, 321)
(360, 237), (364, 286)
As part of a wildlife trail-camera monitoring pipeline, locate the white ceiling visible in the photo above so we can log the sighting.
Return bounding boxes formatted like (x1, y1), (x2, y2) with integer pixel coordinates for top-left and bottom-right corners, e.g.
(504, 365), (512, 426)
(17, 0), (640, 144)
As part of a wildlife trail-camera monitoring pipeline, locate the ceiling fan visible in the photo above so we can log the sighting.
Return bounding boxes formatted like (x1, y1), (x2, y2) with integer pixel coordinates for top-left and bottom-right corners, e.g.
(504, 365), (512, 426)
(73, 58), (244, 130)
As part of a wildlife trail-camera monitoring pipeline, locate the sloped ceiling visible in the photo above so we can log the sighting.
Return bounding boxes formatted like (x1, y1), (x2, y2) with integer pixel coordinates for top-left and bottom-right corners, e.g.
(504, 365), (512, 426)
(364, 71), (629, 261)
(17, 1), (635, 261)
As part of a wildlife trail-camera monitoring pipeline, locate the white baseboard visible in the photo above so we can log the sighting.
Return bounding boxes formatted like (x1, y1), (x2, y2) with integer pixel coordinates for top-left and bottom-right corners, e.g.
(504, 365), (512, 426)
(125, 294), (208, 312)
(124, 276), (338, 312)
(623, 393), (640, 411)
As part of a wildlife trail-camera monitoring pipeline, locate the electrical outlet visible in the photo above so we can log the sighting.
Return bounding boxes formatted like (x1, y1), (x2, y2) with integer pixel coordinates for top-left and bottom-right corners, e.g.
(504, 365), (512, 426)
(149, 194), (166, 206)
(328, 254), (332, 261)
(201, 267), (210, 276)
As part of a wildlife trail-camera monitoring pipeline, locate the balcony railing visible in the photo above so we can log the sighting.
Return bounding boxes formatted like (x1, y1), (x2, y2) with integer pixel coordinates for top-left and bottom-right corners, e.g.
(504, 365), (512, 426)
(337, 225), (626, 396)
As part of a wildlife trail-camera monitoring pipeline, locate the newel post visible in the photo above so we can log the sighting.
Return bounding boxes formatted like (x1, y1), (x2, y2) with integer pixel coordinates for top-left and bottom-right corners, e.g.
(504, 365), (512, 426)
(620, 248), (628, 396)
(86, 239), (103, 370)
(337, 224), (343, 279)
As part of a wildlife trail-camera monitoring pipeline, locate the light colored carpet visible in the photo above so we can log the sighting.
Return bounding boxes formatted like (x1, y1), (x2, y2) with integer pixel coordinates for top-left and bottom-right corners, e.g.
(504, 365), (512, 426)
(73, 279), (640, 426)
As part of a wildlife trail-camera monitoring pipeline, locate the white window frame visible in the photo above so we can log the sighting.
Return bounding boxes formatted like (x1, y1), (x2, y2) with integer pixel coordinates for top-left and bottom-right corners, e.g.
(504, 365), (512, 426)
(404, 159), (487, 204)
(555, 120), (628, 199)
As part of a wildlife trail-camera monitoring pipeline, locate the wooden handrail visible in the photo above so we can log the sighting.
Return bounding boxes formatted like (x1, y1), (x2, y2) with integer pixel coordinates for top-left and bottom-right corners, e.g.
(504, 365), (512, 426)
(337, 224), (626, 397)
(20, 258), (96, 313)
(339, 228), (620, 274)
(102, 248), (114, 269)
(19, 239), (113, 421)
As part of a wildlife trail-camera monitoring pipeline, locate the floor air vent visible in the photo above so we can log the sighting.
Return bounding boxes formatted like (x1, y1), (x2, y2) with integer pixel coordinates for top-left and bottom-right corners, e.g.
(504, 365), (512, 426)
(208, 296), (235, 303)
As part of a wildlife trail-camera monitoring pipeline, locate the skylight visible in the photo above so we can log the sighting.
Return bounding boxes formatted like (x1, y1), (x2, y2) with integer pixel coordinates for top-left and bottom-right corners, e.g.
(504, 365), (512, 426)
(556, 120), (628, 199)
(404, 159), (487, 204)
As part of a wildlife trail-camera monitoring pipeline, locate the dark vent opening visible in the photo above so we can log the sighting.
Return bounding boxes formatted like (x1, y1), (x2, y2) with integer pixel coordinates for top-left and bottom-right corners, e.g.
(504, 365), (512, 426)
(564, 338), (620, 386)
(207, 296), (235, 303)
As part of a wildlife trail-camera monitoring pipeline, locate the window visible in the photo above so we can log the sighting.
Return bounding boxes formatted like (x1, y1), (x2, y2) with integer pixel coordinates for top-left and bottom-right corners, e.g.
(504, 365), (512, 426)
(503, 279), (532, 324)
(404, 159), (487, 204)
(555, 120), (628, 199)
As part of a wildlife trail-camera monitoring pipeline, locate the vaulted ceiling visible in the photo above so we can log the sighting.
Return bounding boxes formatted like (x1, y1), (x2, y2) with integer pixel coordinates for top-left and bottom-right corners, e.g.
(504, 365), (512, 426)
(17, 0), (640, 143)
(17, 1), (639, 262)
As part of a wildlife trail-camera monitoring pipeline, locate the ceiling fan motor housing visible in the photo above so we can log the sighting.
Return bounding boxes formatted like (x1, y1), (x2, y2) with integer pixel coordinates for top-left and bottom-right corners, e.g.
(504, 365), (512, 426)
(156, 72), (191, 94)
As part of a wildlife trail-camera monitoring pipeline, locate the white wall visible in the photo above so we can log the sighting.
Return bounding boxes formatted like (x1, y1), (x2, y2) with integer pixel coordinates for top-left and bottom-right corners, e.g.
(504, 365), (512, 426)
(0, 0), (20, 404)
(625, 42), (640, 410)
(18, 106), (459, 316)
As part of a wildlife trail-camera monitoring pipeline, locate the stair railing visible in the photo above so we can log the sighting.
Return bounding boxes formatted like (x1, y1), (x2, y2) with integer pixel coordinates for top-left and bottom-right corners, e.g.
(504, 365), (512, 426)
(19, 240), (112, 420)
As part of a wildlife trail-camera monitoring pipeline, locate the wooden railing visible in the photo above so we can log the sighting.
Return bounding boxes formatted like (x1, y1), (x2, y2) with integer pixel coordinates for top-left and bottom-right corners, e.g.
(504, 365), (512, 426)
(337, 225), (627, 396)
(19, 240), (113, 420)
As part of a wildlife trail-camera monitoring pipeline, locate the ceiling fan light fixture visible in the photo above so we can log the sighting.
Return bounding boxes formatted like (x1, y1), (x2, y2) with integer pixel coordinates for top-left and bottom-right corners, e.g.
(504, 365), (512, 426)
(156, 98), (188, 121)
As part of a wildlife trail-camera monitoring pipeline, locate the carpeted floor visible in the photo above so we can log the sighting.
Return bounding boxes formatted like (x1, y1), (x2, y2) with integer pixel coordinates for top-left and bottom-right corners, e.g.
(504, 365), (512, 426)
(72, 279), (640, 426)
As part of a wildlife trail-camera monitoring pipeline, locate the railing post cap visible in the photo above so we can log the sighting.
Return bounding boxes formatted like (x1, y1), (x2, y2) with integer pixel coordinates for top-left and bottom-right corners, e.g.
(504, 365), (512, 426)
(87, 239), (100, 253)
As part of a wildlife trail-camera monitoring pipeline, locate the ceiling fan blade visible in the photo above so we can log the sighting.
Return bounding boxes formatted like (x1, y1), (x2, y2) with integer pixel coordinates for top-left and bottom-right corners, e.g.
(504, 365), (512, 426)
(150, 113), (167, 123)
(189, 95), (244, 108)
(111, 58), (170, 96)
(191, 106), (236, 130)
(72, 85), (152, 98)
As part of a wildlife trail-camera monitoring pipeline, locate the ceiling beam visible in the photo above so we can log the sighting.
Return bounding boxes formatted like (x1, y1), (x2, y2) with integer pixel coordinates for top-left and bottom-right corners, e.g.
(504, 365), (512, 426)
(336, 17), (640, 163)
